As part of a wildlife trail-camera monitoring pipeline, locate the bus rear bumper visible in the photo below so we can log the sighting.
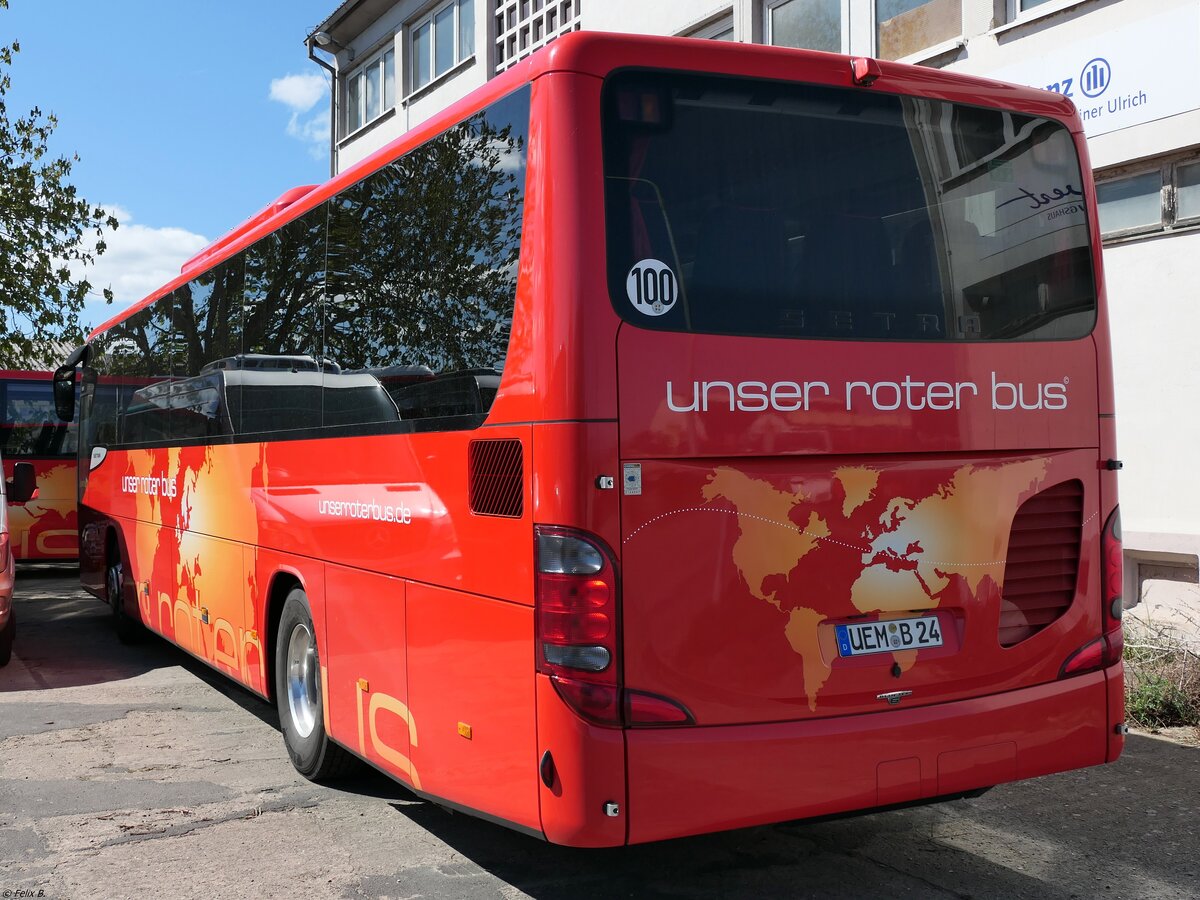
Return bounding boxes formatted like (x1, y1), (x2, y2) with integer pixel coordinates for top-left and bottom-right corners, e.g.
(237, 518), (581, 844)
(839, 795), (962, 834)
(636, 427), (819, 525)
(625, 670), (1111, 845)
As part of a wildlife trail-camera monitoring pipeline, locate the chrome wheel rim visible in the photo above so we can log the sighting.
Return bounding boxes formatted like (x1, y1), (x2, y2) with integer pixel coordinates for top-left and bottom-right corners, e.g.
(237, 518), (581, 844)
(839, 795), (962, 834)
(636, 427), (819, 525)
(286, 623), (320, 738)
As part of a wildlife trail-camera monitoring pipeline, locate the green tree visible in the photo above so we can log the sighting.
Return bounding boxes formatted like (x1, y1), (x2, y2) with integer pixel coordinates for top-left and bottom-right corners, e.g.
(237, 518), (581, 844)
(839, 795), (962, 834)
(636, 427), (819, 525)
(0, 0), (117, 367)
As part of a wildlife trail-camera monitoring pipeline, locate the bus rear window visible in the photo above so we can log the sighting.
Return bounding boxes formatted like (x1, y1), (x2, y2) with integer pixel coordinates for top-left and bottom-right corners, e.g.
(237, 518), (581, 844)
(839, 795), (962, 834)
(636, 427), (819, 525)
(603, 72), (1096, 342)
(0, 379), (76, 458)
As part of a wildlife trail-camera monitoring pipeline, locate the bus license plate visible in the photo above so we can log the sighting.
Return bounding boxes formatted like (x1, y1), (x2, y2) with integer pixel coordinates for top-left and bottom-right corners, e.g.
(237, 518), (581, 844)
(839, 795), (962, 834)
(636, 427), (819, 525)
(836, 616), (943, 658)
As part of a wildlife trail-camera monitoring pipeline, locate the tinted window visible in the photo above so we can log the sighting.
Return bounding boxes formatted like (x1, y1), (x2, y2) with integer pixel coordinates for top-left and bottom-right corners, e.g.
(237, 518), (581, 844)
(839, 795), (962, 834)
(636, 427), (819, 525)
(86, 88), (528, 449)
(0, 379), (76, 458)
(240, 208), (327, 437)
(325, 86), (528, 429)
(110, 301), (175, 445)
(603, 72), (1096, 342)
(172, 261), (244, 440)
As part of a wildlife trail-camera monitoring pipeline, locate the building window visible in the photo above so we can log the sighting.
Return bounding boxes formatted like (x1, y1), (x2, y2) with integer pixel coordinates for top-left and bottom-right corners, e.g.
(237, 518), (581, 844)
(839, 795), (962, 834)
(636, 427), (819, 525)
(346, 45), (396, 134)
(1007, 0), (1066, 20)
(494, 0), (581, 74)
(1175, 160), (1200, 222)
(412, 0), (475, 92)
(765, 0), (844, 54)
(876, 0), (961, 61)
(1097, 173), (1161, 235)
(1096, 157), (1200, 241)
(689, 13), (735, 41)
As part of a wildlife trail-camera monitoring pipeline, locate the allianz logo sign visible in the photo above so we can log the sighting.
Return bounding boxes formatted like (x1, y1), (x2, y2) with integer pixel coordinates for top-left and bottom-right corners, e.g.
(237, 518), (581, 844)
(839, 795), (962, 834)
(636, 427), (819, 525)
(1045, 57), (1112, 99)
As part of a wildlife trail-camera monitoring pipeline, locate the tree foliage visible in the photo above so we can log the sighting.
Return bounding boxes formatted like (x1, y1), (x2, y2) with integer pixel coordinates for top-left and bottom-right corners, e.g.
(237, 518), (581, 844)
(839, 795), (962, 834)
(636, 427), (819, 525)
(0, 0), (118, 367)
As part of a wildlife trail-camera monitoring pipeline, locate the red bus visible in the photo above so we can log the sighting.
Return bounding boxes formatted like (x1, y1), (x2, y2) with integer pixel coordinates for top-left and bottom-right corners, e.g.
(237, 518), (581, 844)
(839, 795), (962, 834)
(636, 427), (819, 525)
(58, 33), (1124, 846)
(1, 370), (78, 561)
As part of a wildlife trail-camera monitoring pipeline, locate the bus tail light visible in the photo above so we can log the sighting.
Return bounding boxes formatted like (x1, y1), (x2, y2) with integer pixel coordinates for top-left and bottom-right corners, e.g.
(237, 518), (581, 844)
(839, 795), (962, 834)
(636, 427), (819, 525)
(1061, 505), (1124, 678)
(1101, 506), (1124, 637)
(536, 526), (621, 726)
(535, 526), (693, 728)
(625, 689), (694, 726)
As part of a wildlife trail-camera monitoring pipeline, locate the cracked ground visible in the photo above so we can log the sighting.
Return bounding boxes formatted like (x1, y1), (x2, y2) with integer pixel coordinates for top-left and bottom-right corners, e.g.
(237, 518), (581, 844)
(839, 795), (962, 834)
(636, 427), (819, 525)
(1, 569), (1198, 900)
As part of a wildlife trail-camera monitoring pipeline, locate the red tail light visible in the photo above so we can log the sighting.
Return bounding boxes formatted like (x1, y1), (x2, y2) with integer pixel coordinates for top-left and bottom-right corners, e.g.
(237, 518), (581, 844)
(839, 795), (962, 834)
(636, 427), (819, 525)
(0, 533), (9, 570)
(536, 526), (622, 726)
(1061, 505), (1124, 678)
(535, 526), (694, 728)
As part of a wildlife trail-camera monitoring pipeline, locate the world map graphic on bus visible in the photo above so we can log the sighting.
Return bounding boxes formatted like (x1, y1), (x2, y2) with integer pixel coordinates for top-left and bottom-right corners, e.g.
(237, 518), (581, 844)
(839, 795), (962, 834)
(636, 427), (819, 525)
(701, 458), (1051, 709)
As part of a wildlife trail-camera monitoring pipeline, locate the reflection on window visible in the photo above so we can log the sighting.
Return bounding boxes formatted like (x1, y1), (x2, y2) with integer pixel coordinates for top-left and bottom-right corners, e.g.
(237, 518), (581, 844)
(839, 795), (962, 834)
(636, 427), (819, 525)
(1097, 173), (1162, 235)
(326, 89), (528, 428)
(0, 380), (76, 458)
(877, 0), (961, 61)
(412, 0), (474, 91)
(85, 87), (530, 449)
(347, 46), (395, 134)
(603, 72), (1097, 343)
(766, 0), (842, 54)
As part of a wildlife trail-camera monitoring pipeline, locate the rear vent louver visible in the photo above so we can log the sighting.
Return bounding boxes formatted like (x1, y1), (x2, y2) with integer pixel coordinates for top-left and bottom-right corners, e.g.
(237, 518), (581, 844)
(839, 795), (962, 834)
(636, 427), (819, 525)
(469, 439), (524, 518)
(999, 479), (1084, 647)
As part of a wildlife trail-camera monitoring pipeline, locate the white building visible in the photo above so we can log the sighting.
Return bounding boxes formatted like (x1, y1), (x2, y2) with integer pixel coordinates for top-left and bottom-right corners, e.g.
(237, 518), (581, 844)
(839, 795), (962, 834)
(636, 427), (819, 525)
(307, 0), (1200, 608)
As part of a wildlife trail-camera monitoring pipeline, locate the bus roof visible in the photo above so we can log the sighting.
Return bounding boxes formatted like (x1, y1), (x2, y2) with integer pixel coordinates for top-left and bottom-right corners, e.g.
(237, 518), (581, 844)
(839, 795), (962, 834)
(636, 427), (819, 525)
(89, 31), (1081, 340)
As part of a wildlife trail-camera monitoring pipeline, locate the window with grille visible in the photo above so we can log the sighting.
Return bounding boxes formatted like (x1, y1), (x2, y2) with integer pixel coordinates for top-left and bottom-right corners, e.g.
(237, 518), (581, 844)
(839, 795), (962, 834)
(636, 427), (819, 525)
(494, 0), (582, 74)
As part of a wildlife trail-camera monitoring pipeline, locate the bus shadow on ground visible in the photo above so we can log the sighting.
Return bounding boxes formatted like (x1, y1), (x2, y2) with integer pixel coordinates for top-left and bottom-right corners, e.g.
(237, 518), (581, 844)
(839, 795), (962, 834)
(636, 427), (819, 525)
(372, 733), (1200, 900)
(0, 567), (184, 693)
(372, 797), (1057, 899)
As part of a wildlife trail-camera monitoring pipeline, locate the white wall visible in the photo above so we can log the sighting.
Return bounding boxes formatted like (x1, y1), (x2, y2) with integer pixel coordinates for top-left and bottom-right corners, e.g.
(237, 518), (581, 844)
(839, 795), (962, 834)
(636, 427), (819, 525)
(585, 1), (732, 36)
(1104, 230), (1200, 539)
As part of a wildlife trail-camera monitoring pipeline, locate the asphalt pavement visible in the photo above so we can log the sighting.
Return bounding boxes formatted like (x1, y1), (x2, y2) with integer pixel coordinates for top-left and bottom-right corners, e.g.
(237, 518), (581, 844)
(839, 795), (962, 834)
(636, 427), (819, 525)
(0, 568), (1197, 899)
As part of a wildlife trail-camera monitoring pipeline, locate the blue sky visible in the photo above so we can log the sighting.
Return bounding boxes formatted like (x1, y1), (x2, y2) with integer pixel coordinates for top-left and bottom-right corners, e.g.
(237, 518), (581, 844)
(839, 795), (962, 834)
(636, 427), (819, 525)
(4, 0), (338, 327)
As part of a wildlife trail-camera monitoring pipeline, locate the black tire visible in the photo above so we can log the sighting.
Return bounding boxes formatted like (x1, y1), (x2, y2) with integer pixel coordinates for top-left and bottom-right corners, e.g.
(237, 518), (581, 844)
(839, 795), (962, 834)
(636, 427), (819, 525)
(275, 587), (357, 781)
(0, 608), (14, 667)
(106, 550), (142, 644)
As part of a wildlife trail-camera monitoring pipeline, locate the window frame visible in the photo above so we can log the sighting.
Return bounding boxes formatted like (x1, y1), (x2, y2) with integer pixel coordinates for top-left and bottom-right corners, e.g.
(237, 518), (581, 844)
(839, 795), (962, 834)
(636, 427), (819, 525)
(763, 0), (851, 56)
(409, 0), (475, 95)
(1096, 154), (1200, 244)
(1005, 0), (1094, 26)
(687, 11), (736, 41)
(344, 41), (396, 137)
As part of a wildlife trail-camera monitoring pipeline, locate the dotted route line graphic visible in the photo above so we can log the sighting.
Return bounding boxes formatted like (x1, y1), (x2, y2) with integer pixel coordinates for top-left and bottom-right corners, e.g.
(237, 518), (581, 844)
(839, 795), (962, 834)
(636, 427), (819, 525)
(623, 506), (1100, 569)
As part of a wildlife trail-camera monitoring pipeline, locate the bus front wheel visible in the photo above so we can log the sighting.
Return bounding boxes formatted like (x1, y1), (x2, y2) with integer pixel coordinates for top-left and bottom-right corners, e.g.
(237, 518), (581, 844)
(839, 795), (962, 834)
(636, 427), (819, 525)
(106, 552), (142, 644)
(275, 587), (357, 781)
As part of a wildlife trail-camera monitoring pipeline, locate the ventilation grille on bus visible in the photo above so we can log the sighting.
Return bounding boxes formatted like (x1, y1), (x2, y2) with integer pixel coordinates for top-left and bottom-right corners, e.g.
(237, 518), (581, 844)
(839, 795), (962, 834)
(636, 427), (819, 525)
(469, 439), (524, 518)
(999, 479), (1084, 647)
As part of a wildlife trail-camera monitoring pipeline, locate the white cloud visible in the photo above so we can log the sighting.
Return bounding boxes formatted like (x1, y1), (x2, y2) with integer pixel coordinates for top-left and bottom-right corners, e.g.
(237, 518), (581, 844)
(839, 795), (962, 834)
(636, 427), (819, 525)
(269, 73), (328, 112)
(270, 72), (331, 160)
(72, 205), (208, 330)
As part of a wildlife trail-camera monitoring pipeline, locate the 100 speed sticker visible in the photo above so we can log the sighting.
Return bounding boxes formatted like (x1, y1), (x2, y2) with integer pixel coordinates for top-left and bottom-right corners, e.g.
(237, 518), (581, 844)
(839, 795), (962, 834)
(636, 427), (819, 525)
(626, 259), (679, 317)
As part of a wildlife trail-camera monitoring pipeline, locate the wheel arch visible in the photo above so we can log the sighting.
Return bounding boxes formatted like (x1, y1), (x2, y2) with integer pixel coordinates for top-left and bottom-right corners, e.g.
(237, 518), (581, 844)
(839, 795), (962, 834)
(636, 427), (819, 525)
(262, 568), (306, 703)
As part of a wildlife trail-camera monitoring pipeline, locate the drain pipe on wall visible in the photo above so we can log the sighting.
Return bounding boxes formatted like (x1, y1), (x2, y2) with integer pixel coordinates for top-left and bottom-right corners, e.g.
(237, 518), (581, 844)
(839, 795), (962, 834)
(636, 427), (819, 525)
(307, 34), (342, 179)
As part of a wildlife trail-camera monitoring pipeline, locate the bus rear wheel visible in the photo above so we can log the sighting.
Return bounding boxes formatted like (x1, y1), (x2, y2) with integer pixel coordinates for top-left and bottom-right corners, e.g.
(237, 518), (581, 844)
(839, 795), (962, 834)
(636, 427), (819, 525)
(275, 587), (357, 781)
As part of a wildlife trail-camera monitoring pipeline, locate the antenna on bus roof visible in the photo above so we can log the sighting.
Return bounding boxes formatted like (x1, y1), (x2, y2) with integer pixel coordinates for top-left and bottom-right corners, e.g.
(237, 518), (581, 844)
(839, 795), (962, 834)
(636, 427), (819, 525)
(180, 184), (319, 277)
